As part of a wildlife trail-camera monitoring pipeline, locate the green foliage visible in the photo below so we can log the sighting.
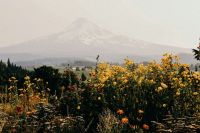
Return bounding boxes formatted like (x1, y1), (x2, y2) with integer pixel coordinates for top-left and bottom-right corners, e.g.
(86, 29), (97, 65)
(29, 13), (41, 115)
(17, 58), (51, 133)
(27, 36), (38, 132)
(33, 66), (61, 94)
(81, 73), (87, 81)
(0, 59), (29, 87)
(193, 42), (200, 61)
(60, 69), (79, 89)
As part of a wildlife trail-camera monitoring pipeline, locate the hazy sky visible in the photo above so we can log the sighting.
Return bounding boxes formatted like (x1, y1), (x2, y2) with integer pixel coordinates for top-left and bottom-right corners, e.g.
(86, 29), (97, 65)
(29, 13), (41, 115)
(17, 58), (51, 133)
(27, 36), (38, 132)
(0, 0), (199, 48)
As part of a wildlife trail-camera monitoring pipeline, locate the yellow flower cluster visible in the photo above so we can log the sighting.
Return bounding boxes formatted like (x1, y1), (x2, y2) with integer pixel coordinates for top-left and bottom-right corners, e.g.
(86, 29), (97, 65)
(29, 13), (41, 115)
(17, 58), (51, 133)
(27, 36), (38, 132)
(2, 75), (49, 115)
(89, 54), (200, 113)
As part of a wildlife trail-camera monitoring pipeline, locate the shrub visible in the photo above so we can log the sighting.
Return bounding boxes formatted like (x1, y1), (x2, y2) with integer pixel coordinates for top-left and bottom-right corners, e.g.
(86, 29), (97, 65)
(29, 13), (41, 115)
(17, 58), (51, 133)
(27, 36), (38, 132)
(88, 54), (200, 128)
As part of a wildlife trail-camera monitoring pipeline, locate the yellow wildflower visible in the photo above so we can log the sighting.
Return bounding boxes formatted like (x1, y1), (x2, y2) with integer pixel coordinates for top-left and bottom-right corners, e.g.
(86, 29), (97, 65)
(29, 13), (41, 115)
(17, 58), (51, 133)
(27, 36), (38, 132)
(77, 105), (80, 110)
(163, 104), (167, 107)
(176, 91), (180, 96)
(98, 97), (101, 100)
(138, 109), (144, 114)
(161, 83), (168, 89)
(193, 92), (199, 96)
(156, 87), (163, 92)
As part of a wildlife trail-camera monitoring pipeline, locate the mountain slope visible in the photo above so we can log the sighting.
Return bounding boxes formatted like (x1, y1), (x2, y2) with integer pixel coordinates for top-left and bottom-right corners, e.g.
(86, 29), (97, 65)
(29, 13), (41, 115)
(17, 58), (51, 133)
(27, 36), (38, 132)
(0, 18), (194, 63)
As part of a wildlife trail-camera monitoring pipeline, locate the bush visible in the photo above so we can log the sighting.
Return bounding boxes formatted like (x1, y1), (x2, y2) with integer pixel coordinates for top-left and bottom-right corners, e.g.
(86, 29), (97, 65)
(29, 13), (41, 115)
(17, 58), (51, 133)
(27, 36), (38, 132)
(87, 54), (200, 129)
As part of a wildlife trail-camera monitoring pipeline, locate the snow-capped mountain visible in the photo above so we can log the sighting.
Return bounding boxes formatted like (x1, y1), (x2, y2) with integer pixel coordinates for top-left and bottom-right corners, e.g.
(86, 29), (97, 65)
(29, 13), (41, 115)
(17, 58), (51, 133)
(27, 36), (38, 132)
(0, 18), (195, 63)
(56, 18), (116, 45)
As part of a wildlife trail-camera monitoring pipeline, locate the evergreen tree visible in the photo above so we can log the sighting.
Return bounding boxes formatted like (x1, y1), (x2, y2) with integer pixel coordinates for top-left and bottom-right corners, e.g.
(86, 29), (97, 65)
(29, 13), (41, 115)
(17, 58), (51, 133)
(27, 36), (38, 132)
(195, 65), (198, 71)
(81, 72), (87, 81)
(7, 58), (12, 68)
(0, 59), (28, 86)
(0, 60), (7, 85)
(193, 39), (200, 61)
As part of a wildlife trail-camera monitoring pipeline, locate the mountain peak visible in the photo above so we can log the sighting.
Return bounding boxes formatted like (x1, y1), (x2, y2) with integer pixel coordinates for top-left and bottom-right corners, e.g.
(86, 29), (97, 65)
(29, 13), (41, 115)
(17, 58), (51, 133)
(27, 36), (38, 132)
(71, 17), (93, 26)
(65, 17), (100, 31)
(57, 18), (115, 45)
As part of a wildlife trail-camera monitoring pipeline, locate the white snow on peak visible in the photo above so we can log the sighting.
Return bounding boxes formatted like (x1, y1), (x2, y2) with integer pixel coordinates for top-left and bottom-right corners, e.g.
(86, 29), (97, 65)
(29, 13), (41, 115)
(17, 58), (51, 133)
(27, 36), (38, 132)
(56, 18), (115, 45)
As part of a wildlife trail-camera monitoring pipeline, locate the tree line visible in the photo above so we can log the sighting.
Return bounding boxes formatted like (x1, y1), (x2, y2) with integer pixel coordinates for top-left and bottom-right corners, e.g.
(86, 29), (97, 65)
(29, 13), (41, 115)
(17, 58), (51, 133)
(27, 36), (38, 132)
(0, 59), (82, 95)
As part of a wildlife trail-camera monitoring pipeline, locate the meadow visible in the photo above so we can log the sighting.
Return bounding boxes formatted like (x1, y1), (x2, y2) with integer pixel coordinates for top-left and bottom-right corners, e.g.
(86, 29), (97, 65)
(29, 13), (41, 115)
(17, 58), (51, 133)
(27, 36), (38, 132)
(0, 53), (199, 132)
